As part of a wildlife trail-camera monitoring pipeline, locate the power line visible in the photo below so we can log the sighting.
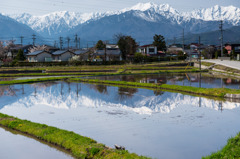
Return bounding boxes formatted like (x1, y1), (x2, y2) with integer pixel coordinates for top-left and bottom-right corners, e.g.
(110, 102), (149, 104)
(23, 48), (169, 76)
(32, 34), (36, 46)
(59, 36), (63, 50)
(182, 29), (185, 50)
(74, 34), (78, 49)
(67, 37), (71, 49)
(20, 36), (24, 46)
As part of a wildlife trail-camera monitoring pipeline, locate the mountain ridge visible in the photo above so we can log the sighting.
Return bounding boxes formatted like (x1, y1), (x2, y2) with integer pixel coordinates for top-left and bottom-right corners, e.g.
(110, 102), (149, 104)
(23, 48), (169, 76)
(2, 3), (240, 45)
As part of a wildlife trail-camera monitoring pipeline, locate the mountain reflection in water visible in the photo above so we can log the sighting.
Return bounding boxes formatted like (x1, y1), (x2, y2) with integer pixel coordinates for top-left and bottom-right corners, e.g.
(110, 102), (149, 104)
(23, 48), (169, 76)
(0, 81), (239, 114)
(1, 81), (240, 159)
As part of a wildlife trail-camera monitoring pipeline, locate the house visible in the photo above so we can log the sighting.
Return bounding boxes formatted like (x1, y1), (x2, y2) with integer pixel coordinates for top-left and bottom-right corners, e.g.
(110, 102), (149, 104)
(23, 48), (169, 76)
(167, 45), (184, 54)
(139, 44), (158, 55)
(93, 44), (122, 61)
(74, 49), (89, 61)
(94, 49), (122, 61)
(44, 45), (59, 53)
(225, 44), (240, 54)
(26, 51), (52, 62)
(52, 50), (75, 62)
(8, 45), (32, 59)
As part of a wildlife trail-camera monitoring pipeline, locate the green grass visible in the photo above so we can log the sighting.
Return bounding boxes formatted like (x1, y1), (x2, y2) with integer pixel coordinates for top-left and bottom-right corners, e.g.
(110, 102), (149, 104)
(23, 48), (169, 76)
(0, 77), (70, 85)
(69, 78), (240, 98)
(214, 65), (240, 74)
(0, 62), (189, 72)
(0, 113), (149, 159)
(203, 132), (240, 159)
(0, 68), (204, 77)
(196, 62), (215, 67)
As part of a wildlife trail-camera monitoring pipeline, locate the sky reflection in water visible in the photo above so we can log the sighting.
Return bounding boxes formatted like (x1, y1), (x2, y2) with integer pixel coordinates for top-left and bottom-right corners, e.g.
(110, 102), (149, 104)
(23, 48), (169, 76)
(0, 81), (240, 159)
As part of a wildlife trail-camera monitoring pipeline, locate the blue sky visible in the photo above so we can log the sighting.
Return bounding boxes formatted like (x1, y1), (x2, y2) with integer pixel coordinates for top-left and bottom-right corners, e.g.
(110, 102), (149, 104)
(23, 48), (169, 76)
(1, 0), (240, 15)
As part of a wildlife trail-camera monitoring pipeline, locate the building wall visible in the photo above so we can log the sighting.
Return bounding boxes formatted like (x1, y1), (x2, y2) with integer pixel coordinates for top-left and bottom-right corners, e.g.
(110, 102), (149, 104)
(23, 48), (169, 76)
(28, 56), (36, 62)
(37, 52), (52, 62)
(27, 52), (52, 62)
(168, 47), (183, 53)
(59, 52), (74, 61)
(147, 46), (157, 54)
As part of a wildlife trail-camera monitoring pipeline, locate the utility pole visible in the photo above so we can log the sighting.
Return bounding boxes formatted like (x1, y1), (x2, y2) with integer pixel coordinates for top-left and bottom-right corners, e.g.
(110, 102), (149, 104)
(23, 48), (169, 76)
(67, 37), (70, 49)
(54, 40), (57, 48)
(219, 20), (224, 57)
(174, 37), (176, 45)
(198, 36), (201, 45)
(59, 36), (63, 50)
(182, 29), (185, 51)
(32, 34), (36, 46)
(104, 41), (107, 62)
(20, 36), (24, 46)
(78, 38), (80, 49)
(75, 34), (78, 49)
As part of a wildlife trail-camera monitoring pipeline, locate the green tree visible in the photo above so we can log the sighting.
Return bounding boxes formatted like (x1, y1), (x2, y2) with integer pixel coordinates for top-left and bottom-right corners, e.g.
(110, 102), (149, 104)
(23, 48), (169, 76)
(134, 52), (144, 63)
(117, 35), (137, 60)
(223, 48), (229, 57)
(153, 34), (166, 51)
(15, 49), (25, 61)
(95, 40), (106, 50)
(230, 50), (237, 60)
(215, 50), (221, 59)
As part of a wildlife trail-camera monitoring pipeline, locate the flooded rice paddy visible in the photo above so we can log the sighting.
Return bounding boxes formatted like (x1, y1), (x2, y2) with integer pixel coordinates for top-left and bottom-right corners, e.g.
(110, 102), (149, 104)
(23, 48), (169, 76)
(0, 77), (240, 159)
(0, 127), (73, 159)
(90, 73), (240, 89)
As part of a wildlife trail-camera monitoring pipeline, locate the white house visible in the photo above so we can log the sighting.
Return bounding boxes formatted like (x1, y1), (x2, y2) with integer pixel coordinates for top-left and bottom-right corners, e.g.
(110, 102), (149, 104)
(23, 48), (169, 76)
(167, 45), (184, 53)
(139, 44), (158, 55)
(52, 50), (75, 62)
(94, 44), (122, 61)
(26, 51), (52, 62)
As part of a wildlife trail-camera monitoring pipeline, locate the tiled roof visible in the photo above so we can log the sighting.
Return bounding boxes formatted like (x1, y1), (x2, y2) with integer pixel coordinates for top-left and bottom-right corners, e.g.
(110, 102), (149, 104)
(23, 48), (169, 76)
(26, 50), (45, 56)
(52, 50), (69, 55)
(75, 50), (88, 55)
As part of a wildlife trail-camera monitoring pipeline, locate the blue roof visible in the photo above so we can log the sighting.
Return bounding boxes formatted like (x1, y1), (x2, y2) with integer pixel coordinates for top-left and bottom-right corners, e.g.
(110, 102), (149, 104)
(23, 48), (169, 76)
(52, 50), (73, 55)
(75, 50), (88, 55)
(26, 50), (45, 56)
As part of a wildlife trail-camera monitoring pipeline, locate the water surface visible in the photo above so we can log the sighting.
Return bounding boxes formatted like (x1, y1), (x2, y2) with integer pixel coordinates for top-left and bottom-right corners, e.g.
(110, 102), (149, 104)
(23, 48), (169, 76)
(0, 82), (240, 159)
(0, 127), (73, 159)
(90, 73), (240, 89)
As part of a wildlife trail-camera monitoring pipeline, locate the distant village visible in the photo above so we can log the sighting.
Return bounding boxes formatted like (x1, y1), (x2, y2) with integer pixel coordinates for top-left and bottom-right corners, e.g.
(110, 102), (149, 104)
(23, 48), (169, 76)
(0, 34), (240, 66)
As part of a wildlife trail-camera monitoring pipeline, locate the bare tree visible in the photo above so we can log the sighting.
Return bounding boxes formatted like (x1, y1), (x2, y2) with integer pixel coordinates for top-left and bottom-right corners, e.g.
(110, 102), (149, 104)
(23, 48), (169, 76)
(0, 41), (4, 60)
(28, 45), (47, 53)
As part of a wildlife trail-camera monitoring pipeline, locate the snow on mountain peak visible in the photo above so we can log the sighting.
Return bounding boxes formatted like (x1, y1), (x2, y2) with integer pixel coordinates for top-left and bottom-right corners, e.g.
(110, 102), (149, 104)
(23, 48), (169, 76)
(123, 2), (179, 15)
(129, 2), (157, 11)
(187, 5), (240, 24)
(5, 2), (240, 38)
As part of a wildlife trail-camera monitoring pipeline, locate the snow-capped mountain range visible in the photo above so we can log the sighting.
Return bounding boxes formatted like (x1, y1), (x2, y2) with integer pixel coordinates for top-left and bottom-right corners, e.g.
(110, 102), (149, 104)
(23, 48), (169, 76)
(1, 2), (240, 45)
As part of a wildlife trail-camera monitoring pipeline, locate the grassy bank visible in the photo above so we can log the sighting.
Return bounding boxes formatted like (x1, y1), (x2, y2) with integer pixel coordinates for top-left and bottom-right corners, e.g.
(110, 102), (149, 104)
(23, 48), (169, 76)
(0, 77), (69, 85)
(69, 78), (240, 98)
(0, 61), (188, 71)
(0, 68), (203, 77)
(1, 76), (238, 98)
(0, 113), (149, 159)
(203, 132), (240, 159)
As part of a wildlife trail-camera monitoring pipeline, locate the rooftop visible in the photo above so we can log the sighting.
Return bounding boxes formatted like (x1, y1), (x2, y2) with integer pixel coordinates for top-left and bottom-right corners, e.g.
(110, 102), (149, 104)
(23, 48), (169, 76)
(75, 50), (88, 55)
(52, 50), (73, 55)
(26, 50), (45, 56)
